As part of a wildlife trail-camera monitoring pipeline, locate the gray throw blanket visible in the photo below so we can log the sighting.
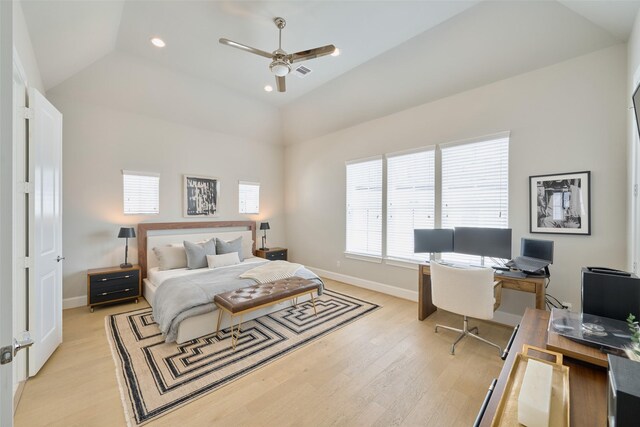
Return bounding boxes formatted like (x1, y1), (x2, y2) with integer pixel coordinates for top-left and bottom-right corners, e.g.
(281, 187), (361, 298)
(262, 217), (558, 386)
(153, 261), (324, 342)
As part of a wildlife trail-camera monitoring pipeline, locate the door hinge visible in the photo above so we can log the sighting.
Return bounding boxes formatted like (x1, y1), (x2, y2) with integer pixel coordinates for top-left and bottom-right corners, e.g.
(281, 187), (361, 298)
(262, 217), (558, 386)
(635, 184), (638, 198)
(20, 181), (32, 194)
(19, 106), (33, 120)
(23, 256), (33, 269)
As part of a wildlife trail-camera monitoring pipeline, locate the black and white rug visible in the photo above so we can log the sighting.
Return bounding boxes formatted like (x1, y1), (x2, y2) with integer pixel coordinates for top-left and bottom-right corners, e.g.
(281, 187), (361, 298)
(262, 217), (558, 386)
(106, 289), (380, 426)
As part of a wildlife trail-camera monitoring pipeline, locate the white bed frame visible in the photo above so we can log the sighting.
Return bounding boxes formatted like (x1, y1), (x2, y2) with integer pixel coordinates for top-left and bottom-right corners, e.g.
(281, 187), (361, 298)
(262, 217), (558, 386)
(137, 221), (309, 343)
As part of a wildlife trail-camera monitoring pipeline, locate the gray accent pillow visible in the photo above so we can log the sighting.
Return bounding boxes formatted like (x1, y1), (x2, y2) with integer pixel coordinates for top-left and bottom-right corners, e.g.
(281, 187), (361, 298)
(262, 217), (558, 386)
(216, 236), (244, 261)
(183, 238), (216, 269)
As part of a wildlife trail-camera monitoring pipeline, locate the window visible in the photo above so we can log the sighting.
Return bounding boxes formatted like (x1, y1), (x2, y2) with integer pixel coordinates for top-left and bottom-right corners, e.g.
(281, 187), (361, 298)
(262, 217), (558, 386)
(239, 181), (260, 214)
(122, 170), (160, 215)
(387, 149), (435, 261)
(441, 136), (509, 264)
(345, 133), (509, 266)
(346, 157), (382, 257)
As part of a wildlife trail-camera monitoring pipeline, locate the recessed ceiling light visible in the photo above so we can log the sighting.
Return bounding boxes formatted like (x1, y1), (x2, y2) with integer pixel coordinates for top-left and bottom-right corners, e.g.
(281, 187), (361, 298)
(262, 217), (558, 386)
(331, 47), (340, 57)
(150, 37), (166, 48)
(264, 85), (273, 92)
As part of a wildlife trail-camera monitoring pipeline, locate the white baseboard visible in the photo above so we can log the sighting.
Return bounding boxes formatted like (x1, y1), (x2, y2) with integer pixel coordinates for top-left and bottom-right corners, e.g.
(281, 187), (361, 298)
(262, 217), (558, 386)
(310, 266), (522, 327)
(308, 266), (418, 302)
(63, 295), (86, 310)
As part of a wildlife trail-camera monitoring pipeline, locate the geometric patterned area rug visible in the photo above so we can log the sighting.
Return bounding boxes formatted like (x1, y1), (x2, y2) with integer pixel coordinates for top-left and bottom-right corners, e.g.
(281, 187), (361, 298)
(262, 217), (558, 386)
(105, 289), (380, 426)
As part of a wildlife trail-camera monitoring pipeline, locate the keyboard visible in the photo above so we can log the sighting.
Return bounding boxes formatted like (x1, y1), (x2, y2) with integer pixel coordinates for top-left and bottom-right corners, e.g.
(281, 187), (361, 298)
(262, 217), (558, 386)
(497, 270), (527, 279)
(512, 256), (549, 273)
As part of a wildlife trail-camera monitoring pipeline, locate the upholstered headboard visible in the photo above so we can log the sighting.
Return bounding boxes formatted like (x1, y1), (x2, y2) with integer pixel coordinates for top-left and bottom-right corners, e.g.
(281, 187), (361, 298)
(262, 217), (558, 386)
(137, 221), (256, 279)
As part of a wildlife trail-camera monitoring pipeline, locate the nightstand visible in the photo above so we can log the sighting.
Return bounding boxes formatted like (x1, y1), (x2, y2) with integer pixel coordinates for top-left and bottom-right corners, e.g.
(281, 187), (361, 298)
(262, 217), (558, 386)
(255, 247), (288, 261)
(87, 265), (141, 312)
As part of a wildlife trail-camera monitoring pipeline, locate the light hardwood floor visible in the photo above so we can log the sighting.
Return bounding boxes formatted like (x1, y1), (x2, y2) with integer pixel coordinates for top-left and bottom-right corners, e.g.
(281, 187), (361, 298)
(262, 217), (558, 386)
(14, 279), (512, 426)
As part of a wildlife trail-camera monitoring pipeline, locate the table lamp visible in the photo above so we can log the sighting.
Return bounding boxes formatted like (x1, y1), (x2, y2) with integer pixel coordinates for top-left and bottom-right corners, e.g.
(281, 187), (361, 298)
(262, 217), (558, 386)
(259, 222), (270, 250)
(118, 227), (136, 268)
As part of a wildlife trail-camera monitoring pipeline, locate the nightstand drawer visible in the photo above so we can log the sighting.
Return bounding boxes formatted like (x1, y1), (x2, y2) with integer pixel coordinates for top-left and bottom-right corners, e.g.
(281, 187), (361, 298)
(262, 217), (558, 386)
(90, 284), (139, 304)
(266, 250), (287, 260)
(90, 270), (139, 284)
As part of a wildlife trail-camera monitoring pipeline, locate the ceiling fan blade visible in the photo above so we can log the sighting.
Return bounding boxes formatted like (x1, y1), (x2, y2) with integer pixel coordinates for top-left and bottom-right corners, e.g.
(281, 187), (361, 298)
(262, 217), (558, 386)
(289, 44), (336, 63)
(219, 38), (273, 59)
(276, 76), (286, 92)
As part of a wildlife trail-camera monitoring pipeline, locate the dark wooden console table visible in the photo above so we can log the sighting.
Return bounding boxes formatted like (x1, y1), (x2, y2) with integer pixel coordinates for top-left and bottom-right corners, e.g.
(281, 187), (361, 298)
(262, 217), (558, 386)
(418, 263), (546, 320)
(478, 308), (607, 426)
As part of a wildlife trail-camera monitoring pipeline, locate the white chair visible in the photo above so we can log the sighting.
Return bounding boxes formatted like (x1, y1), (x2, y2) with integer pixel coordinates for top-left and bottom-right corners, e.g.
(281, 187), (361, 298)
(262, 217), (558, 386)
(430, 262), (502, 355)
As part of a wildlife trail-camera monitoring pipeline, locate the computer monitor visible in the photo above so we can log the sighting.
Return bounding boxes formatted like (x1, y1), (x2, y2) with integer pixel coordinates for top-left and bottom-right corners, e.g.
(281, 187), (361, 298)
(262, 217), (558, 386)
(453, 227), (512, 259)
(413, 229), (454, 253)
(521, 238), (554, 263)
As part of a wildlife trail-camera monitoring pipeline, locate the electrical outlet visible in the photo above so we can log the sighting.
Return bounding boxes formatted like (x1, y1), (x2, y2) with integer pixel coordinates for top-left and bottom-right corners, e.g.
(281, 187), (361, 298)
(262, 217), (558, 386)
(562, 302), (572, 311)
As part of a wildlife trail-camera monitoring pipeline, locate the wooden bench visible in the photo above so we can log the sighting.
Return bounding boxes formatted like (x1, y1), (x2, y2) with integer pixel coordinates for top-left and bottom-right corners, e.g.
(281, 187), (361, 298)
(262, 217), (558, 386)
(214, 277), (320, 350)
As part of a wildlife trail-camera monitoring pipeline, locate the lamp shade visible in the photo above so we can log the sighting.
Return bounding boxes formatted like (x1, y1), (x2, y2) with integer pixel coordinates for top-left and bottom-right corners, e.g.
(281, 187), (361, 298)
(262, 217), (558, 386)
(259, 222), (270, 231)
(118, 227), (136, 238)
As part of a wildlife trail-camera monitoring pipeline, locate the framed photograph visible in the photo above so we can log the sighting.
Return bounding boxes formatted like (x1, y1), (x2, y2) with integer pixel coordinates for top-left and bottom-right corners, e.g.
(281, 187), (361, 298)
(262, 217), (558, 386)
(529, 171), (590, 235)
(183, 175), (220, 217)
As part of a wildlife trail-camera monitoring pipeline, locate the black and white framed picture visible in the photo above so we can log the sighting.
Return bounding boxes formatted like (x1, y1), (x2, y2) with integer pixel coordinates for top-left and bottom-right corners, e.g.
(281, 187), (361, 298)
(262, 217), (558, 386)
(529, 171), (590, 235)
(183, 175), (220, 217)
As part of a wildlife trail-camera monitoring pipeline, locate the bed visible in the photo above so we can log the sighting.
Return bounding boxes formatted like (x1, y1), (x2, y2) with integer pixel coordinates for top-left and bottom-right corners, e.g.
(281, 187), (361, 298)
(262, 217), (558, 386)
(137, 221), (322, 343)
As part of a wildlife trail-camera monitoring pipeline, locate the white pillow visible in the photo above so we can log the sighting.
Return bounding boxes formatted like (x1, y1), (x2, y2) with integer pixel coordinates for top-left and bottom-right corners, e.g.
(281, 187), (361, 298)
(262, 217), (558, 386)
(243, 239), (254, 258)
(207, 252), (241, 269)
(153, 246), (188, 270)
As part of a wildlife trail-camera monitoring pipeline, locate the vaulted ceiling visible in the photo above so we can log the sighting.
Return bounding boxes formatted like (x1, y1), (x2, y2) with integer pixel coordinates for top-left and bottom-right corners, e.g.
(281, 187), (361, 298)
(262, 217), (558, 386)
(20, 0), (640, 143)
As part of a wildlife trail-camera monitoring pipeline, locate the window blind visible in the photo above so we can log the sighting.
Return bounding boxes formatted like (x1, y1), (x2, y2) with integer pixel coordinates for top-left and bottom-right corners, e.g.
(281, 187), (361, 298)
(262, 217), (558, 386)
(239, 181), (260, 214)
(386, 149), (435, 261)
(123, 170), (160, 215)
(346, 158), (382, 256)
(441, 136), (509, 264)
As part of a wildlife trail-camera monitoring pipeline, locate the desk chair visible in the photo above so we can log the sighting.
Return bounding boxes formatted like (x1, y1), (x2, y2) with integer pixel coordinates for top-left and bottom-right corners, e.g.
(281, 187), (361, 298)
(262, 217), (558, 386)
(430, 262), (503, 355)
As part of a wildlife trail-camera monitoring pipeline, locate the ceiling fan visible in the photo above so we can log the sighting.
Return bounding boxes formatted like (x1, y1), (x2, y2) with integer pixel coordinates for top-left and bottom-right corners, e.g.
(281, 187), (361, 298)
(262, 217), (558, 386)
(219, 17), (336, 93)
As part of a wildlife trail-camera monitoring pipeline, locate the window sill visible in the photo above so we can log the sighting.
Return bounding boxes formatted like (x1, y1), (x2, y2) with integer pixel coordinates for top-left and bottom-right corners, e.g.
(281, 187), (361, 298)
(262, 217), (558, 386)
(344, 252), (383, 264)
(384, 257), (422, 270)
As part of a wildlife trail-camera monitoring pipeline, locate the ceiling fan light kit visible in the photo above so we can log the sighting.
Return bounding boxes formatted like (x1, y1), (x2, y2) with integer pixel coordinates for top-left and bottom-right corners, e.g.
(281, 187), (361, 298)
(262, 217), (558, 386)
(219, 16), (336, 93)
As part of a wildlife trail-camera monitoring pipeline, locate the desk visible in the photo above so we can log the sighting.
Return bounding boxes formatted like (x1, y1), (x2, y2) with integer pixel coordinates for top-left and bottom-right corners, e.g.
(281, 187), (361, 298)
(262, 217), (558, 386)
(418, 264), (546, 320)
(478, 308), (607, 426)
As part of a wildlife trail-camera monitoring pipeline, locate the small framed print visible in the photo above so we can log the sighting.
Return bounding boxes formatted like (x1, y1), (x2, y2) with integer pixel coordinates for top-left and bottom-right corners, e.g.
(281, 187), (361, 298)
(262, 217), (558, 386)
(183, 175), (220, 217)
(529, 171), (590, 235)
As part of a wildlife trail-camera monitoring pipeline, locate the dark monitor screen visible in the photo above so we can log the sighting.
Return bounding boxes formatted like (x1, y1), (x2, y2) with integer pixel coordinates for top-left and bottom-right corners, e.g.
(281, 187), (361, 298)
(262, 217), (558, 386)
(453, 227), (512, 259)
(414, 229), (454, 253)
(521, 238), (554, 263)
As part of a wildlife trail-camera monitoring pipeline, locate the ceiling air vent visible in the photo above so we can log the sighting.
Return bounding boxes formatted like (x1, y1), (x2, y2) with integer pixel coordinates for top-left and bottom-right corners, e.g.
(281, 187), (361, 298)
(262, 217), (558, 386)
(294, 65), (312, 78)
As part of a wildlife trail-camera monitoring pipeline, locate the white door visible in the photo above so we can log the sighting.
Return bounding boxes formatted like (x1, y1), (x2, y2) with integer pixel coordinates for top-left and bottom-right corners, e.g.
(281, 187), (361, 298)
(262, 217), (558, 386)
(0, 0), (15, 424)
(28, 88), (63, 376)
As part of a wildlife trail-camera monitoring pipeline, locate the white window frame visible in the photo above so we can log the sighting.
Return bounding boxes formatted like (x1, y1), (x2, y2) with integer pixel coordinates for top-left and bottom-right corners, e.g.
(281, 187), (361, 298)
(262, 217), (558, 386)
(345, 156), (383, 259)
(122, 170), (160, 215)
(344, 132), (510, 268)
(385, 146), (436, 264)
(238, 181), (260, 214)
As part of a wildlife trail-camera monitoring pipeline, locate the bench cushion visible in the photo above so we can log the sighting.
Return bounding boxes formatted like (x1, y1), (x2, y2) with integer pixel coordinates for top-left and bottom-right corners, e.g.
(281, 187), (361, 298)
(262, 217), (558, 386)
(214, 277), (319, 314)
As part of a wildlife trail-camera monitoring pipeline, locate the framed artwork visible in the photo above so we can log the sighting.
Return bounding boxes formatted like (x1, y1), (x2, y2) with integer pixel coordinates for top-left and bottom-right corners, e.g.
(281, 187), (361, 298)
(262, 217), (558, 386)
(529, 171), (590, 235)
(183, 175), (220, 217)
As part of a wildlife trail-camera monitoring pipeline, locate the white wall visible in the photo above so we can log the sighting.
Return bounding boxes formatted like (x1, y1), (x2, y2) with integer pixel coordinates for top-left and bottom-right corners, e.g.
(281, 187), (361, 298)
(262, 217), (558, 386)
(628, 10), (640, 273)
(45, 95), (285, 302)
(13, 0), (43, 93)
(284, 45), (627, 317)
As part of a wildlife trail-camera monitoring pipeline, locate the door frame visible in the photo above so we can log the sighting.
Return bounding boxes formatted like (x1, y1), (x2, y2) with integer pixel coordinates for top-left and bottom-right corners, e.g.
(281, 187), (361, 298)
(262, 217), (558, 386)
(12, 49), (29, 406)
(0, 0), (15, 425)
